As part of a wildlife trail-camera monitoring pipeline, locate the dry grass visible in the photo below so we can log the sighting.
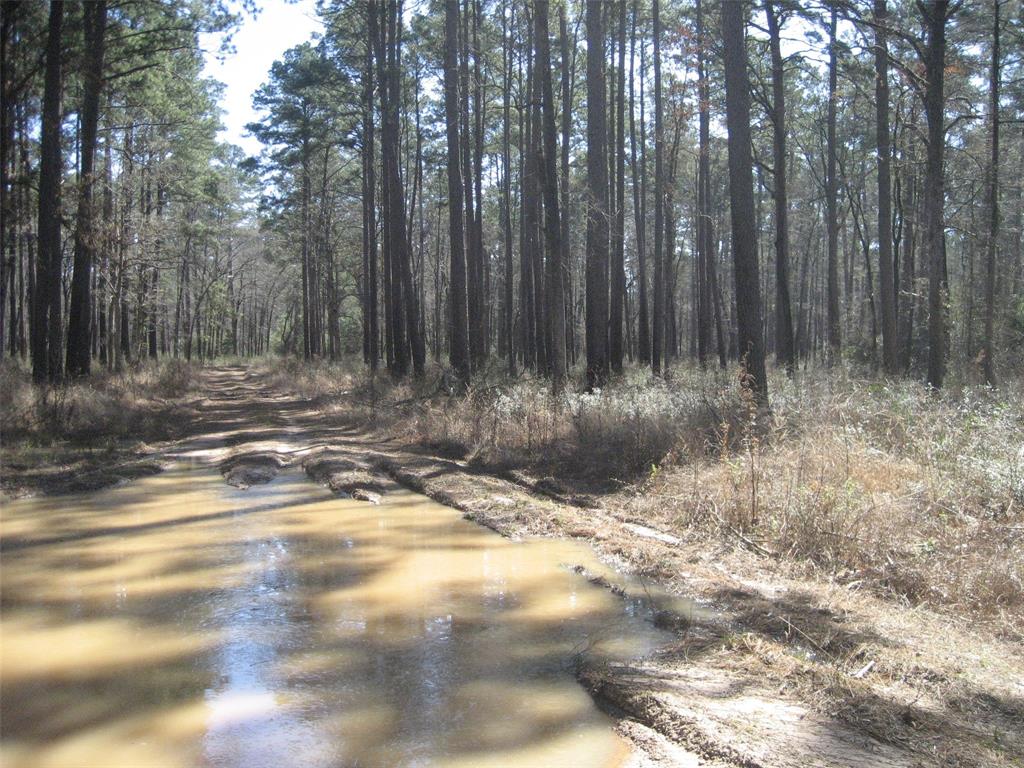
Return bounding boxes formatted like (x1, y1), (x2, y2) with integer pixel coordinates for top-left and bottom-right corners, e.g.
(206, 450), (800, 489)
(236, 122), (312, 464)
(265, 356), (1023, 633)
(259, 356), (361, 401)
(636, 370), (1024, 634)
(715, 631), (1021, 767)
(1, 358), (199, 444)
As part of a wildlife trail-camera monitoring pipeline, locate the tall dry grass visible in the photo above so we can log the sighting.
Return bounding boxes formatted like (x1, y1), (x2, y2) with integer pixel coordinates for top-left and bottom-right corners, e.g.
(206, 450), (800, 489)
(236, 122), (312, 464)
(641, 371), (1023, 631)
(1, 358), (199, 444)
(265, 356), (1022, 628)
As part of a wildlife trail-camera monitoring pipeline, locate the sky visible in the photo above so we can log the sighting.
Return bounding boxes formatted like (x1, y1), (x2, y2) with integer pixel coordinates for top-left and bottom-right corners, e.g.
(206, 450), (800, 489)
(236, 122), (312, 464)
(201, 0), (322, 157)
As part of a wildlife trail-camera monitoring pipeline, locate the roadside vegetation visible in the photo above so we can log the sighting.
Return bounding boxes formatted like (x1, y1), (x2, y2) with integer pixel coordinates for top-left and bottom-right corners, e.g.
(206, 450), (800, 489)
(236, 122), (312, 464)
(0, 359), (199, 497)
(263, 357), (1024, 638)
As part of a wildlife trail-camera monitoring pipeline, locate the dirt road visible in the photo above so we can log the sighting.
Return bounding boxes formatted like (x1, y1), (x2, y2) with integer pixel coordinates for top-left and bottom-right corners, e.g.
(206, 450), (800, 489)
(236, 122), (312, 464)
(4, 366), (1021, 767)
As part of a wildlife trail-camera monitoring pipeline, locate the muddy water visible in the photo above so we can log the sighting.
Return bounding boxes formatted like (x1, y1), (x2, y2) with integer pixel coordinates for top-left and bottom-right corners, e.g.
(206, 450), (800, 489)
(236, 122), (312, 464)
(1, 466), (674, 767)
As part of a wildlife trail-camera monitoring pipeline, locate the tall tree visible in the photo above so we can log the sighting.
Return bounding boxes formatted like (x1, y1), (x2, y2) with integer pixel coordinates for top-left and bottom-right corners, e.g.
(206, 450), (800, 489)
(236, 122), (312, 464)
(981, 0), (1000, 386)
(921, 0), (956, 389)
(825, 3), (841, 364)
(721, 0), (768, 405)
(536, 0), (566, 393)
(628, 0), (650, 364)
(765, 0), (795, 375)
(873, 0), (898, 374)
(443, 0), (469, 384)
(609, 0), (626, 373)
(501, 4), (515, 376)
(521, 15), (540, 371)
(585, 0), (608, 388)
(559, 5), (573, 369)
(32, 0), (63, 383)
(651, 0), (665, 374)
(66, 1), (108, 377)
(463, 0), (485, 367)
(897, 101), (918, 372)
(362, 30), (379, 370)
(376, 0), (424, 377)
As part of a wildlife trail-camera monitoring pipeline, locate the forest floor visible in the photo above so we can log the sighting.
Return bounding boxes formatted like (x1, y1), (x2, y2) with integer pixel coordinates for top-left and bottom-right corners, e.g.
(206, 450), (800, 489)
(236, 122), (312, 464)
(2, 363), (1022, 767)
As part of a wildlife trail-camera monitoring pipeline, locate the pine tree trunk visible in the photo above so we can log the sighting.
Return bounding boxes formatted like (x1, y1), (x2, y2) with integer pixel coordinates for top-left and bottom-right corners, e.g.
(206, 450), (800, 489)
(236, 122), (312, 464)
(825, 3), (841, 364)
(874, 0), (898, 374)
(501, 4), (515, 376)
(443, 0), (469, 384)
(609, 0), (626, 373)
(628, 0), (649, 364)
(898, 113), (917, 372)
(536, 0), (566, 393)
(362, 32), (379, 370)
(721, 0), (769, 405)
(67, 1), (107, 377)
(982, 0), (999, 386)
(696, 0), (712, 367)
(585, 0), (609, 388)
(32, 0), (63, 382)
(651, 0), (664, 374)
(559, 6), (573, 370)
(922, 0), (951, 389)
(765, 0), (795, 375)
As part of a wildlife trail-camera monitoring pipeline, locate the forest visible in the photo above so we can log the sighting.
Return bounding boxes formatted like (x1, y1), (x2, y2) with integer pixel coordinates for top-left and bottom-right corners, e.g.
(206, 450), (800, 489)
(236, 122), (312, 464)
(2, 0), (1021, 393)
(1, 1), (1023, 767)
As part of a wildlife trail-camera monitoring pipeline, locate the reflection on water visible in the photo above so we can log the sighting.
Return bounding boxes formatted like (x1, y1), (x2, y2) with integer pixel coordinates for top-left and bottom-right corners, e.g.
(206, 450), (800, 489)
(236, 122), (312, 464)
(1, 466), (673, 767)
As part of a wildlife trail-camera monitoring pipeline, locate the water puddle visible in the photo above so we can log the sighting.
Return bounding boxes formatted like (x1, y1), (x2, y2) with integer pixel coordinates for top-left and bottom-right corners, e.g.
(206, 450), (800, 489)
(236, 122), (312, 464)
(1, 466), (673, 767)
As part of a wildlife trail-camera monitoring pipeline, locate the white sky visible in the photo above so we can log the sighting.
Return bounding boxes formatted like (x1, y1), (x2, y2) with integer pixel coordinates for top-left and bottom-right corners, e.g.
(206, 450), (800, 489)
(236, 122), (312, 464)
(201, 0), (322, 157)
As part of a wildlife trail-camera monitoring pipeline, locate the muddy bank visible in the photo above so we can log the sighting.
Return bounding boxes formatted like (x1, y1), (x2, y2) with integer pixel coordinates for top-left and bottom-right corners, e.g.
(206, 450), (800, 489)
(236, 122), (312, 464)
(341, 428), (1021, 766)
(1, 445), (170, 499)
(304, 451), (388, 503)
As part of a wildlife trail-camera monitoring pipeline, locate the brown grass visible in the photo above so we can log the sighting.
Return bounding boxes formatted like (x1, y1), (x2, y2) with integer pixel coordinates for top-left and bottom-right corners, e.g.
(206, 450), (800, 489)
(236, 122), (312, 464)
(635, 372), (1024, 634)
(1, 358), (199, 444)
(265, 357), (1023, 634)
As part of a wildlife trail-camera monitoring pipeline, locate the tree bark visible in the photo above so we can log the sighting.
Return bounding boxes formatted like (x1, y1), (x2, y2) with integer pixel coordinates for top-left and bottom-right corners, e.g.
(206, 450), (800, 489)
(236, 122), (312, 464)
(501, 4), (515, 376)
(559, 6), (573, 370)
(362, 31), (379, 370)
(443, 0), (470, 384)
(981, 0), (999, 386)
(628, 0), (649, 364)
(33, 0), (64, 383)
(870, 0), (898, 374)
(651, 0), (664, 374)
(585, 0), (609, 388)
(825, 3), (841, 364)
(696, 0), (712, 367)
(921, 0), (951, 389)
(765, 0), (795, 375)
(721, 0), (769, 405)
(536, 0), (566, 393)
(609, 0), (626, 373)
(66, 1), (107, 378)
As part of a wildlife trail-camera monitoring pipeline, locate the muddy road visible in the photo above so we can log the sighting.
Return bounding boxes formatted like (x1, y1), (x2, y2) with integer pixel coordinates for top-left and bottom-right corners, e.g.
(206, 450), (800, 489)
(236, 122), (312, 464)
(2, 367), (1020, 767)
(1, 369), (671, 767)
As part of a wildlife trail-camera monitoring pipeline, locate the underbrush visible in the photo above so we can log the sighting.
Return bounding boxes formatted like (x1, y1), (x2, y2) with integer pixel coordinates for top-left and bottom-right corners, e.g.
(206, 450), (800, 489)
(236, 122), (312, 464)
(635, 371), (1022, 632)
(263, 358), (752, 478)
(0, 358), (199, 444)
(258, 356), (362, 401)
(267, 355), (1023, 630)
